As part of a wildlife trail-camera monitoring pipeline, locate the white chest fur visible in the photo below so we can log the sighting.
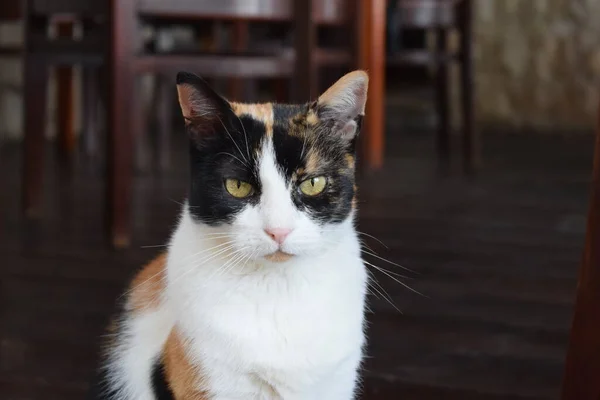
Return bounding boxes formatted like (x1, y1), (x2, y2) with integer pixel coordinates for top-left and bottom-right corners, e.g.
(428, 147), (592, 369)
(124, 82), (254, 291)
(166, 214), (367, 399)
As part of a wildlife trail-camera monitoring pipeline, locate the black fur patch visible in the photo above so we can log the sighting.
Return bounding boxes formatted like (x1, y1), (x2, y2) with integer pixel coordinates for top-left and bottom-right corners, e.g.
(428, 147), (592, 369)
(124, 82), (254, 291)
(187, 111), (265, 225)
(151, 358), (175, 400)
(272, 124), (305, 180)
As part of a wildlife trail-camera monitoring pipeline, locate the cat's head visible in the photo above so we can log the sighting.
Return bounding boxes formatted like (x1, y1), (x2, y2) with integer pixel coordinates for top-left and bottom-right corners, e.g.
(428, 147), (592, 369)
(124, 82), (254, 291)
(176, 71), (368, 263)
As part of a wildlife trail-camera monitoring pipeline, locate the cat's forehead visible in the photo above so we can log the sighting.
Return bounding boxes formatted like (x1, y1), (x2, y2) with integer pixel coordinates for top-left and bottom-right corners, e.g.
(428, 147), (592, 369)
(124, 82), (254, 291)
(229, 102), (318, 134)
(228, 102), (344, 177)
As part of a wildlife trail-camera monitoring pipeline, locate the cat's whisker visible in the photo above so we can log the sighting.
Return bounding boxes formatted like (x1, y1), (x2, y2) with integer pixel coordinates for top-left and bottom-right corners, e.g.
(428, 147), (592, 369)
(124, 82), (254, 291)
(186, 243), (237, 266)
(300, 131), (308, 160)
(366, 273), (402, 313)
(362, 250), (416, 274)
(364, 262), (413, 280)
(140, 244), (169, 249)
(216, 115), (249, 165)
(168, 198), (187, 207)
(366, 280), (389, 307)
(238, 249), (259, 275)
(364, 260), (425, 297)
(219, 250), (255, 280)
(141, 235), (234, 249)
(202, 247), (249, 285)
(216, 152), (249, 169)
(180, 241), (236, 263)
(118, 265), (170, 303)
(172, 247), (238, 282)
(357, 231), (389, 249)
(233, 112), (251, 161)
(168, 245), (241, 288)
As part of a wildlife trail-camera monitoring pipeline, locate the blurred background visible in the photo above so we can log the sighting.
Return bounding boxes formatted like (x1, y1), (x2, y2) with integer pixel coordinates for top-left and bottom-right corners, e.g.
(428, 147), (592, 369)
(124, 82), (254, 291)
(1, 0), (598, 399)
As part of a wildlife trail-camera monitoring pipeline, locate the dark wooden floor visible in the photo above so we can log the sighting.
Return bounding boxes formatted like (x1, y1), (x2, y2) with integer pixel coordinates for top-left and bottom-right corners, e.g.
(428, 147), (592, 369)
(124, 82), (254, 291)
(0, 129), (594, 399)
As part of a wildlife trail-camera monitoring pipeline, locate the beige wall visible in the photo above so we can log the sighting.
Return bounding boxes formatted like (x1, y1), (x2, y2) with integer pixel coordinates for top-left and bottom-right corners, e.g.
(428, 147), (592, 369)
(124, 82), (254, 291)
(473, 0), (600, 131)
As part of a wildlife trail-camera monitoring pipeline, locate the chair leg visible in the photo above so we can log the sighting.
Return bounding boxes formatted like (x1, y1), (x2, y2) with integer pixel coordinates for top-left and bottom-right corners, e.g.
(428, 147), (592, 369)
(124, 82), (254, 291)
(107, 0), (135, 248)
(22, 59), (49, 218)
(106, 65), (134, 248)
(459, 0), (479, 174)
(82, 67), (100, 163)
(156, 74), (173, 172)
(227, 21), (248, 102)
(56, 21), (76, 162)
(357, 0), (386, 169)
(293, 0), (317, 102)
(435, 28), (451, 171)
(134, 75), (151, 173)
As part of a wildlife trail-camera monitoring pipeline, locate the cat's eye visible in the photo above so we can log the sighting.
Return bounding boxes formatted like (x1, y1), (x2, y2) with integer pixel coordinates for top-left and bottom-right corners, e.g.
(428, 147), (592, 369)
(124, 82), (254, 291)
(225, 179), (253, 198)
(299, 176), (327, 196)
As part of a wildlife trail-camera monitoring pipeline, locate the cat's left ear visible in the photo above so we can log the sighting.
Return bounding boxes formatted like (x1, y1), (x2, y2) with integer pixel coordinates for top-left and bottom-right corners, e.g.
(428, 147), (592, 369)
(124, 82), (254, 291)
(313, 70), (369, 140)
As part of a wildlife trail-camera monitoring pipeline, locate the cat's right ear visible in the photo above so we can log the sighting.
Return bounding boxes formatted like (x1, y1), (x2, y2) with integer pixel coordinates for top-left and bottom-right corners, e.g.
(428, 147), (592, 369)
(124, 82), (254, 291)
(176, 72), (231, 138)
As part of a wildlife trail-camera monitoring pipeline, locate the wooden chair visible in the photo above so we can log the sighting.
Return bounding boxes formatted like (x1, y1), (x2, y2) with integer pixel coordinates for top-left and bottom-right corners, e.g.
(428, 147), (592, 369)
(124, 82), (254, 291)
(1, 1), (97, 155)
(21, 0), (386, 247)
(561, 100), (600, 400)
(21, 0), (107, 220)
(387, 0), (478, 173)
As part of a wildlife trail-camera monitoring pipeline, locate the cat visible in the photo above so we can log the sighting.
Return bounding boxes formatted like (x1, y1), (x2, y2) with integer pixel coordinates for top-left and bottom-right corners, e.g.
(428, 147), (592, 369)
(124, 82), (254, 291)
(93, 70), (369, 400)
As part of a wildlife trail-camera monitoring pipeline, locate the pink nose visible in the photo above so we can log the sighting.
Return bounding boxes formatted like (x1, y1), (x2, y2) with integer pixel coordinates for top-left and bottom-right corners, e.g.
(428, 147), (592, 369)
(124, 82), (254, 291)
(265, 227), (292, 245)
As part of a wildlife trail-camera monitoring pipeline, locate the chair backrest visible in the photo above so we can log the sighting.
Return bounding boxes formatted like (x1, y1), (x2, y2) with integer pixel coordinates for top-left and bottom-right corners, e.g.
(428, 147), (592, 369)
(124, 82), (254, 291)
(136, 0), (348, 24)
(29, 0), (107, 16)
(392, 0), (457, 28)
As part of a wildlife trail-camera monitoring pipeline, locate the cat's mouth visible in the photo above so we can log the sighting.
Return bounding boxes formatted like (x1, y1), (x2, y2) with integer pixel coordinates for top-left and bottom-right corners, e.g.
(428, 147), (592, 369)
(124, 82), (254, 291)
(264, 250), (294, 263)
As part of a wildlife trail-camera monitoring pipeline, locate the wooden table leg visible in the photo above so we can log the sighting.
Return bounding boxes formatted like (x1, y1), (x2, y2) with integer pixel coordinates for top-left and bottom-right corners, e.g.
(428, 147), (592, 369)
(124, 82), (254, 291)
(22, 57), (49, 218)
(293, 0), (317, 103)
(156, 74), (172, 171)
(459, 0), (480, 174)
(56, 20), (75, 161)
(228, 21), (248, 101)
(435, 27), (450, 171)
(82, 67), (99, 162)
(107, 0), (135, 248)
(358, 0), (386, 170)
(561, 101), (600, 399)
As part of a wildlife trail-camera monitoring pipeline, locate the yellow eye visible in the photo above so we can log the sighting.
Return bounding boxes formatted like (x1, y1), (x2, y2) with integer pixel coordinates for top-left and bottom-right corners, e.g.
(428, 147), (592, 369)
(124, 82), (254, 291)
(225, 179), (253, 198)
(299, 176), (327, 196)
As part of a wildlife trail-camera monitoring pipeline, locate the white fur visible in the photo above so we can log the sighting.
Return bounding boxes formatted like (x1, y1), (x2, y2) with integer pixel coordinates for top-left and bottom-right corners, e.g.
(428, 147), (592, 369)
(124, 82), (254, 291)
(105, 307), (173, 399)
(106, 138), (367, 399)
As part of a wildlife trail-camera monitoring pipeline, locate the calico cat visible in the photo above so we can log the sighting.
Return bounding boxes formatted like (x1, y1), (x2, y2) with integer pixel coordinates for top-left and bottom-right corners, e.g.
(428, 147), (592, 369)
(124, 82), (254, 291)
(94, 70), (369, 400)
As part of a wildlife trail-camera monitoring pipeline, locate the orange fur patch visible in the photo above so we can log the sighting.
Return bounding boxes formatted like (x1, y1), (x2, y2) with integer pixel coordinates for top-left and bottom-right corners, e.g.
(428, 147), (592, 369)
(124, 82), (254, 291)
(345, 154), (355, 168)
(230, 102), (274, 137)
(129, 253), (167, 313)
(304, 150), (320, 175)
(163, 329), (209, 399)
(305, 109), (320, 126)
